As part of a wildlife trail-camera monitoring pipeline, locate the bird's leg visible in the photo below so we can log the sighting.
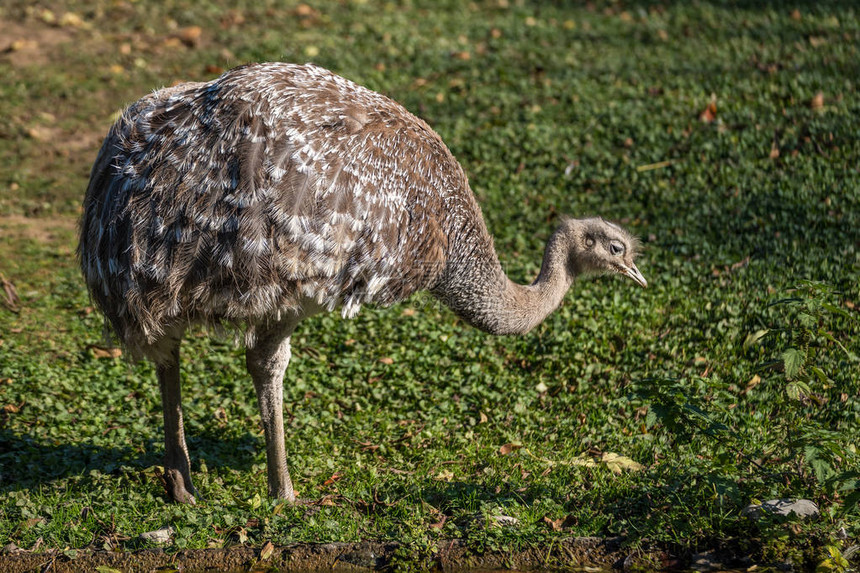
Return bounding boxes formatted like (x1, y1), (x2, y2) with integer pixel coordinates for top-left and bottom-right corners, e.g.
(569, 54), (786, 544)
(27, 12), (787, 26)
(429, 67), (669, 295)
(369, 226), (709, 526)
(246, 317), (298, 502)
(156, 336), (197, 504)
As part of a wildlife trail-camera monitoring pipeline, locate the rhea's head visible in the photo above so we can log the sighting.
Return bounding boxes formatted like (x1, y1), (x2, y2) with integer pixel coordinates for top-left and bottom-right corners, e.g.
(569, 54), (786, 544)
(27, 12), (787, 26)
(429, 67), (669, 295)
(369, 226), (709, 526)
(563, 217), (647, 287)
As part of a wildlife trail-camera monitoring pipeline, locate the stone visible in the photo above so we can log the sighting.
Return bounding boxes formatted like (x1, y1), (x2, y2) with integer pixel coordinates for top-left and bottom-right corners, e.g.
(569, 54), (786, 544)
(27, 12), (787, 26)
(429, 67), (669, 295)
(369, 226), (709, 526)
(139, 525), (175, 544)
(742, 498), (819, 520)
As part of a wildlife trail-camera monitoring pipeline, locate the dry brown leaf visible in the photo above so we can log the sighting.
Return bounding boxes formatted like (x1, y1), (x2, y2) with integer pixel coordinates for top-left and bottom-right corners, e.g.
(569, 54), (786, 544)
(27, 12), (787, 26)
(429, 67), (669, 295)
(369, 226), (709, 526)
(1, 274), (20, 310)
(177, 26), (202, 48)
(745, 374), (762, 393)
(543, 516), (564, 531)
(498, 442), (522, 455)
(810, 92), (824, 110)
(3, 403), (21, 413)
(88, 345), (123, 359)
(220, 10), (245, 29)
(699, 102), (717, 123)
(479, 411), (488, 424)
(59, 12), (85, 28)
(429, 515), (447, 528)
(435, 469), (454, 481)
(295, 4), (316, 16)
(769, 141), (780, 159)
(260, 541), (274, 561)
(9, 39), (39, 52)
(322, 472), (342, 486)
(790, 9), (802, 20)
(379, 357), (394, 365)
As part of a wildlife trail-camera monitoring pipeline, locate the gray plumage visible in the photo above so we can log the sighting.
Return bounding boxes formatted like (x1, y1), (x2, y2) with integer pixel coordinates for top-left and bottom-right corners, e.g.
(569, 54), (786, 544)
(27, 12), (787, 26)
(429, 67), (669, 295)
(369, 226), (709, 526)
(79, 62), (646, 502)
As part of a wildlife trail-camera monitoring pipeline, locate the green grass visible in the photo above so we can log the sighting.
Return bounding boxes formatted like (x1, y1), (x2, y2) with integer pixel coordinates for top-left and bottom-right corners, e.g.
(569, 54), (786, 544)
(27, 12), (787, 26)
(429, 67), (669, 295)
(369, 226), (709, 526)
(1, 0), (858, 568)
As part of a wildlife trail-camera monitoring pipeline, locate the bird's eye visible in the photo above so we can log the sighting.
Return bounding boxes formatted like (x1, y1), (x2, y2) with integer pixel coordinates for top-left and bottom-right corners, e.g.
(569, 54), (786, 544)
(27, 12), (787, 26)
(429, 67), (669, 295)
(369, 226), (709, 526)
(609, 241), (625, 256)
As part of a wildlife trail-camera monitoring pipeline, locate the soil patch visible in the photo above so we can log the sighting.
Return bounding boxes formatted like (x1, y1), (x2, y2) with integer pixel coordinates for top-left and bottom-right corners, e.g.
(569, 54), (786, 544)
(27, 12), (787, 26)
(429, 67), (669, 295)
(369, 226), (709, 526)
(0, 537), (678, 572)
(0, 19), (75, 68)
(0, 215), (78, 247)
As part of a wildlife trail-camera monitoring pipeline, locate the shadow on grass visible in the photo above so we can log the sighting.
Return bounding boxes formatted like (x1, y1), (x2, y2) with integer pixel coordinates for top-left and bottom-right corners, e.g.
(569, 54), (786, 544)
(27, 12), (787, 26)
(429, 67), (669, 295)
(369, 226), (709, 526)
(0, 428), (261, 492)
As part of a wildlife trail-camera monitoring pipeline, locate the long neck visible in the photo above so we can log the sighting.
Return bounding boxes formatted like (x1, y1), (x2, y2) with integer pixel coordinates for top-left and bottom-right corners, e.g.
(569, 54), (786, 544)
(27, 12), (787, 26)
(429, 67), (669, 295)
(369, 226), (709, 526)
(433, 224), (573, 335)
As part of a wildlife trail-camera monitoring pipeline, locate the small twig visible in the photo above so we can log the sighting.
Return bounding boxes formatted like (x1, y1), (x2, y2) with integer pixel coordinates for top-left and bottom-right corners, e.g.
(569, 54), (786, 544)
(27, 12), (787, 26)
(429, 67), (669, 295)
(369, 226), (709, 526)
(636, 159), (675, 172)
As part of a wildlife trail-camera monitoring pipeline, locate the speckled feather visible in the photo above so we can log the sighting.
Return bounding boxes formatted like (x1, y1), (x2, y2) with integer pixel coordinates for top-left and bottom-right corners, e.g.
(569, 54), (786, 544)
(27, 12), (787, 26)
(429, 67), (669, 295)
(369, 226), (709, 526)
(79, 62), (645, 362)
(79, 63), (489, 358)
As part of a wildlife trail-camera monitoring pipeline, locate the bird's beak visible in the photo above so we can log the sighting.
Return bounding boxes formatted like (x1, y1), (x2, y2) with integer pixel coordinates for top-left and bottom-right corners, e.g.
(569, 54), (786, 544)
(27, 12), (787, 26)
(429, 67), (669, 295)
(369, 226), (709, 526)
(623, 263), (647, 288)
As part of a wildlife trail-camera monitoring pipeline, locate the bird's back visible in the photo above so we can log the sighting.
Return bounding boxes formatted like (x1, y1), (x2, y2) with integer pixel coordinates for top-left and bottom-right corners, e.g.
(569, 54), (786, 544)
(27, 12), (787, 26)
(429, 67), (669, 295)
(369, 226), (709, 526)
(80, 63), (473, 350)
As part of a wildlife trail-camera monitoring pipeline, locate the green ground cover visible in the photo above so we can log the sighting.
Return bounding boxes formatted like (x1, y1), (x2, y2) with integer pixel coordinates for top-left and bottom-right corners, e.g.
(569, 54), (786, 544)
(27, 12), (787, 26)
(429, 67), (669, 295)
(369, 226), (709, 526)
(1, 0), (858, 568)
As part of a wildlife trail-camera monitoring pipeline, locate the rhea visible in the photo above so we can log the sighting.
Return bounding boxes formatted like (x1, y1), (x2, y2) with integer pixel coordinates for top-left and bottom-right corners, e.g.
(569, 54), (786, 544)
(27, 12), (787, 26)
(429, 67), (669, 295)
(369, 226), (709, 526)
(79, 62), (646, 503)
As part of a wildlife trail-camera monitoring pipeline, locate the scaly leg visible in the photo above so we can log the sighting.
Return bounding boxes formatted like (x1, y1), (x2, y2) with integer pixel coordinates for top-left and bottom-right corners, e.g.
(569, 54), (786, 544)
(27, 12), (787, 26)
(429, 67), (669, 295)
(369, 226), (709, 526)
(156, 336), (197, 504)
(246, 317), (299, 501)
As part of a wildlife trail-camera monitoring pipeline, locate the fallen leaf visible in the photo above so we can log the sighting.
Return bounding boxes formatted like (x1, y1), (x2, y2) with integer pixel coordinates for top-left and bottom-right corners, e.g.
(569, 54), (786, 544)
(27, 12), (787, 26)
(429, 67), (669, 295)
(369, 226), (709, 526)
(9, 39), (39, 51)
(23, 518), (44, 529)
(498, 442), (522, 455)
(429, 515), (447, 528)
(39, 9), (57, 24)
(699, 101), (717, 123)
(543, 515), (564, 531)
(479, 411), (488, 424)
(220, 10), (245, 29)
(27, 126), (56, 142)
(59, 12), (85, 28)
(177, 26), (202, 48)
(260, 541), (274, 561)
(435, 469), (454, 481)
(213, 406), (228, 423)
(769, 141), (780, 159)
(601, 452), (644, 473)
(379, 357), (394, 365)
(810, 92), (824, 110)
(322, 472), (342, 486)
(295, 4), (317, 16)
(490, 515), (519, 527)
(88, 345), (123, 359)
(790, 9), (801, 20)
(745, 374), (762, 393)
(1, 274), (20, 310)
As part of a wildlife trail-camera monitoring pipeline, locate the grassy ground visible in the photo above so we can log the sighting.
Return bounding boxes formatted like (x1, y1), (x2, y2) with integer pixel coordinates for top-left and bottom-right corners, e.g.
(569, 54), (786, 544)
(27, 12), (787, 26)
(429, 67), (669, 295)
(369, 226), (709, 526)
(1, 0), (858, 569)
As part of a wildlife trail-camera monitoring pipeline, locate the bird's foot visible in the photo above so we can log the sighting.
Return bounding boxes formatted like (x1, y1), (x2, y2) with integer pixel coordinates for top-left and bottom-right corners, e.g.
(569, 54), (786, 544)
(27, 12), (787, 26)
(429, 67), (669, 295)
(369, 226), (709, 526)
(163, 468), (196, 504)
